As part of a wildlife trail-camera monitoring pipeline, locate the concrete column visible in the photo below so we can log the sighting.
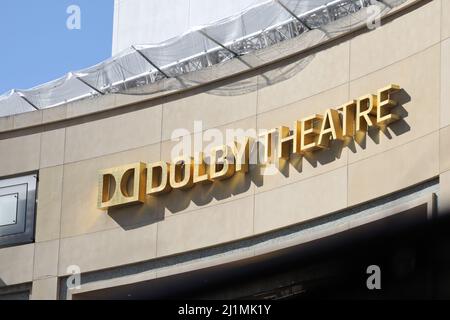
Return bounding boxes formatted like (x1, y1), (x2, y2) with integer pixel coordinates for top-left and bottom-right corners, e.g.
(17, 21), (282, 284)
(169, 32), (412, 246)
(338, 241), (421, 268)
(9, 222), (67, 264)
(31, 277), (58, 300)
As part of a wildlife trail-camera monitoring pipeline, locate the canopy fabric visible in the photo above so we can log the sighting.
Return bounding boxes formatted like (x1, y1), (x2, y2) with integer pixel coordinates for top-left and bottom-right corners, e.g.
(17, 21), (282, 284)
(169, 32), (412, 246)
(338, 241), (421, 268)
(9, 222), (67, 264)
(0, 0), (405, 118)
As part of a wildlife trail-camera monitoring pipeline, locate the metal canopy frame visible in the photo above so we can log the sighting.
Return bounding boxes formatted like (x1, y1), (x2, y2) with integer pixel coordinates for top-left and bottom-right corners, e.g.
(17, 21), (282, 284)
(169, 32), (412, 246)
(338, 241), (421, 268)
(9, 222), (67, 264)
(0, 0), (391, 117)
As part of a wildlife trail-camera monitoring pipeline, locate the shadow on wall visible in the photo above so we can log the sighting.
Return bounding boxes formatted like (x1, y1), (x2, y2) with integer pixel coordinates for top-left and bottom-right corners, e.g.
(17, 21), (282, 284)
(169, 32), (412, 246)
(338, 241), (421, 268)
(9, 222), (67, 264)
(205, 55), (316, 96)
(107, 88), (411, 231)
(346, 89), (411, 153)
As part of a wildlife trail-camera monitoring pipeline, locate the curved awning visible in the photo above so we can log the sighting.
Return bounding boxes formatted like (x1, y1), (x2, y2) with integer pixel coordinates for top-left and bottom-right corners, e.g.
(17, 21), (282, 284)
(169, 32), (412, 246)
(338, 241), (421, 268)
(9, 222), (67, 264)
(0, 0), (405, 117)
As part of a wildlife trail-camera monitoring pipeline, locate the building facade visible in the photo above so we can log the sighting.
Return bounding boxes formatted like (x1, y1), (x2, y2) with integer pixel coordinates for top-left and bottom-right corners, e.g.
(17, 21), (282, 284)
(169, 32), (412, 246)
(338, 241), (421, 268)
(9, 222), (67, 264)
(1, 0), (450, 299)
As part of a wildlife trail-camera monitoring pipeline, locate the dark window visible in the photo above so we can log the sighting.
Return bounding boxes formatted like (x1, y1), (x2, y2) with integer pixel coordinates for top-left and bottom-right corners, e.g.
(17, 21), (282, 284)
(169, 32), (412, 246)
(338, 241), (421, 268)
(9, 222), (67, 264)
(0, 174), (37, 248)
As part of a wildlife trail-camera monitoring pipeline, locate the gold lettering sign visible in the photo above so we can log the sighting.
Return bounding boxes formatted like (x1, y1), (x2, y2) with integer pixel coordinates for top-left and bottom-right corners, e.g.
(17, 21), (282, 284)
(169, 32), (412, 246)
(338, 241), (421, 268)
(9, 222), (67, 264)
(98, 84), (401, 210)
(98, 162), (146, 209)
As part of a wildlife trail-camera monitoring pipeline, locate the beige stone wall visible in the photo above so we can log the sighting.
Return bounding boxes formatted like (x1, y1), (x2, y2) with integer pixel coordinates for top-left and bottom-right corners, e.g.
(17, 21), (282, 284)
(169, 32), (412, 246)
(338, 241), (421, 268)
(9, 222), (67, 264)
(0, 0), (447, 299)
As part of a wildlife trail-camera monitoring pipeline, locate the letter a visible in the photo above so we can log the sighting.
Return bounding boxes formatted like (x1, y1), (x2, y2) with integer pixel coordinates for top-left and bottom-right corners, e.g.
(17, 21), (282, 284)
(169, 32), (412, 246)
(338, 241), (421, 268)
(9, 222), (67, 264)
(66, 5), (81, 30)
(366, 265), (381, 290)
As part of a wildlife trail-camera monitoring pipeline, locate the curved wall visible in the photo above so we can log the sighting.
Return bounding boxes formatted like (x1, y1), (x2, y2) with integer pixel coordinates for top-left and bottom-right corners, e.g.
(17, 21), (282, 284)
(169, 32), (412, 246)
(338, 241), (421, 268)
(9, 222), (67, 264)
(0, 0), (449, 299)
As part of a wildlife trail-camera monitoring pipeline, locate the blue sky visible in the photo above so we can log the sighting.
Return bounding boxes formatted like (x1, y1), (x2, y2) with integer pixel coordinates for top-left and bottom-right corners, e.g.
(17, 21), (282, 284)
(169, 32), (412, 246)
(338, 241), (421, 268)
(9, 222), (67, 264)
(0, 1), (113, 94)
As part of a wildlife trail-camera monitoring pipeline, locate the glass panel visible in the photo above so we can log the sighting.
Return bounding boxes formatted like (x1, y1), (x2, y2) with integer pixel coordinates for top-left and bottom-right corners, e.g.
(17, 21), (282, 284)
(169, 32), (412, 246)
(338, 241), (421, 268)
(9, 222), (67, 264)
(279, 0), (331, 17)
(76, 47), (159, 93)
(0, 194), (18, 227)
(280, 0), (371, 29)
(0, 90), (36, 117)
(202, 1), (294, 55)
(18, 73), (96, 109)
(136, 31), (229, 77)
